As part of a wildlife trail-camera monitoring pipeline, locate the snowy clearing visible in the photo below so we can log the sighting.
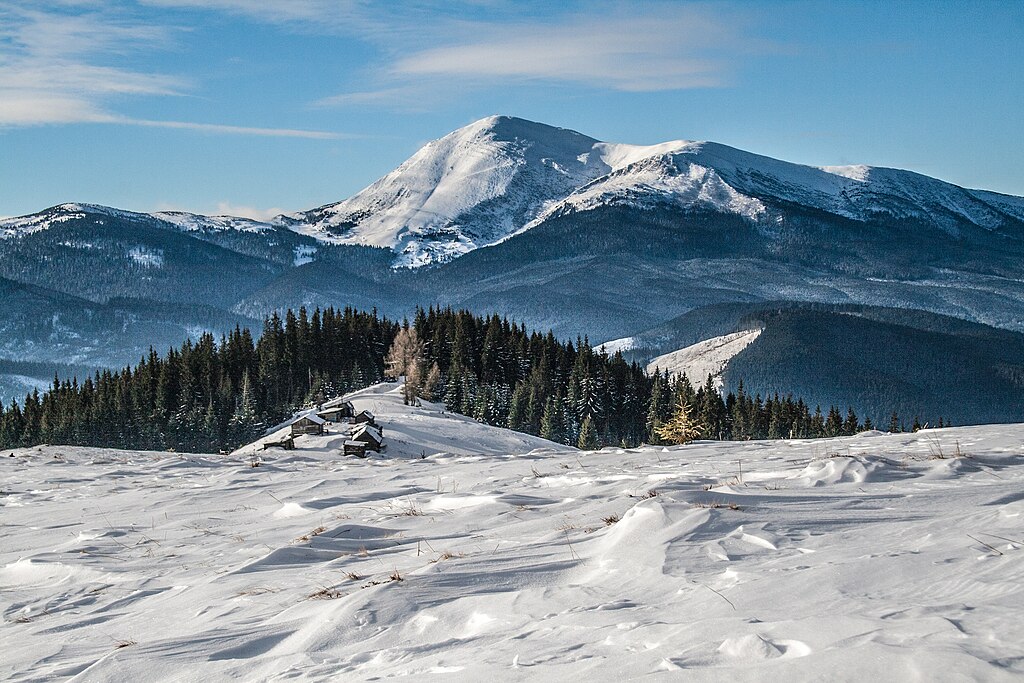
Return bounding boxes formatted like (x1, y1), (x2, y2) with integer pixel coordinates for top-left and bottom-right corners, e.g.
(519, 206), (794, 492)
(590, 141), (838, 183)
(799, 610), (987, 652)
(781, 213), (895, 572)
(2, 384), (1023, 681)
(647, 328), (763, 390)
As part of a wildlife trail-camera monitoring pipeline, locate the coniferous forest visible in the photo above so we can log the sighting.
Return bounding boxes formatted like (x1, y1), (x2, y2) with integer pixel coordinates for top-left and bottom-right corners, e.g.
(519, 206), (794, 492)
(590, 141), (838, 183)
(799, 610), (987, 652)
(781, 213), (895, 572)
(0, 306), (910, 454)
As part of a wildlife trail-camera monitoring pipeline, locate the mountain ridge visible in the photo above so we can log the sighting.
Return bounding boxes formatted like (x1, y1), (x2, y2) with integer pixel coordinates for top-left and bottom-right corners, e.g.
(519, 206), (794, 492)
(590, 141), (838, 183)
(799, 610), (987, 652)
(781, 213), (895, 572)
(2, 116), (1024, 401)
(6, 116), (1023, 268)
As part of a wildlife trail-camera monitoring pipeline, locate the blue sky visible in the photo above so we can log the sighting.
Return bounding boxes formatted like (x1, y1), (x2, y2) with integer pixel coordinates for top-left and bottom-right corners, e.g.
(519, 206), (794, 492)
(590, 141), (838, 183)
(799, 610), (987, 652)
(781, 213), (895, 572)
(1, 0), (1021, 219)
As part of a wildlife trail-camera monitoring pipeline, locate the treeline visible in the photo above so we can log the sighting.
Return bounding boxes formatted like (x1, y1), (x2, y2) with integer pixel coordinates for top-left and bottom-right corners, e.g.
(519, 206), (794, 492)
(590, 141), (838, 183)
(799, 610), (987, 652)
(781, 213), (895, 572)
(648, 372), (918, 443)
(0, 307), (396, 452)
(0, 306), (906, 453)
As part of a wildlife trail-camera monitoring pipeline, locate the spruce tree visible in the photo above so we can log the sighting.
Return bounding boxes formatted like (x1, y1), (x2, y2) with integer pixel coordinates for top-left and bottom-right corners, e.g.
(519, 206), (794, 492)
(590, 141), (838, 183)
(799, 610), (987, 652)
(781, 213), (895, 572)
(577, 414), (600, 450)
(540, 397), (565, 444)
(655, 394), (703, 445)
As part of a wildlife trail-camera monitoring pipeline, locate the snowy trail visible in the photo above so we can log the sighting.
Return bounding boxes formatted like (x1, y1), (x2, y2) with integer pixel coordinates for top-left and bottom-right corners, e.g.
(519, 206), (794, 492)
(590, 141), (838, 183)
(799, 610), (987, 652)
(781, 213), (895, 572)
(2, 387), (1023, 680)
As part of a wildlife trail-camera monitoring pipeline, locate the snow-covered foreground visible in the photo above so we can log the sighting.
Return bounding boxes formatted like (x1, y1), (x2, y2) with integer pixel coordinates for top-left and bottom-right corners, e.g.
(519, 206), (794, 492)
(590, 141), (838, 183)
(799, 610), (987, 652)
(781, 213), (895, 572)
(3, 385), (1024, 681)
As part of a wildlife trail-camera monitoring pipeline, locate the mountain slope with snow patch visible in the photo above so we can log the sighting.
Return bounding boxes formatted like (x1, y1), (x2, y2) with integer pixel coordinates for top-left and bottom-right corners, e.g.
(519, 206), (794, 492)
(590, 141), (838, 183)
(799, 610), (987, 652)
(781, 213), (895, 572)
(647, 328), (763, 390)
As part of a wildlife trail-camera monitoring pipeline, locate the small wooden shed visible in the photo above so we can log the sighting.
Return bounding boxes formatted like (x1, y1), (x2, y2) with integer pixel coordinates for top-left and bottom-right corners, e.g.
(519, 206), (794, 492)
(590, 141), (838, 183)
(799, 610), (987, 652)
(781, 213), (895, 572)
(343, 440), (368, 458)
(351, 424), (384, 451)
(289, 413), (326, 437)
(320, 397), (354, 417)
(262, 436), (295, 451)
(317, 406), (352, 423)
(353, 410), (376, 426)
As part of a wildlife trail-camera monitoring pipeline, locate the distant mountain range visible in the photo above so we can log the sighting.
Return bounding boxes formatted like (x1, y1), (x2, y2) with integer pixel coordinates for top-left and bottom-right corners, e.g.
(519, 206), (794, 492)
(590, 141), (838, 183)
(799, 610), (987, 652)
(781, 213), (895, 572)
(2, 116), (1023, 422)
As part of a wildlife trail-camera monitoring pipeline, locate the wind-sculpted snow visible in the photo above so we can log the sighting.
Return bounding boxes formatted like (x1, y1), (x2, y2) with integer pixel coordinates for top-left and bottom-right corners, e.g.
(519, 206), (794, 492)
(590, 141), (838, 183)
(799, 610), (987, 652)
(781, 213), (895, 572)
(3, 382), (1024, 681)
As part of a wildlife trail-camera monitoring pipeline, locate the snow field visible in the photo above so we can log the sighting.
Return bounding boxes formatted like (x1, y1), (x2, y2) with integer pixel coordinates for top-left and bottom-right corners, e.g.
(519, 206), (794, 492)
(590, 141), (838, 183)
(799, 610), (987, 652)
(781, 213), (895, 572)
(646, 328), (763, 390)
(2, 386), (1023, 680)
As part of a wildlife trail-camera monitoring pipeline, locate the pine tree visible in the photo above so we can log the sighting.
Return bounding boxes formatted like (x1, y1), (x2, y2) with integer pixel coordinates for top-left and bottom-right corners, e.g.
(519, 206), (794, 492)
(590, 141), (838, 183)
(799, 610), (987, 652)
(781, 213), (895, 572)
(540, 397), (565, 444)
(577, 414), (600, 450)
(655, 394), (704, 445)
(843, 407), (860, 435)
(646, 372), (667, 443)
(824, 406), (843, 437)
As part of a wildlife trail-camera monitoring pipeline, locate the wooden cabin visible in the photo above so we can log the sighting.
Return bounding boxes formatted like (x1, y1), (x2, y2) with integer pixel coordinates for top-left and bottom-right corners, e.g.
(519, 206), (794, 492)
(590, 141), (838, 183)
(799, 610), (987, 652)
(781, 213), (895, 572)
(343, 440), (368, 458)
(317, 406), (351, 423)
(289, 413), (326, 437)
(262, 436), (295, 450)
(351, 424), (384, 451)
(320, 397), (354, 418)
(353, 410), (376, 426)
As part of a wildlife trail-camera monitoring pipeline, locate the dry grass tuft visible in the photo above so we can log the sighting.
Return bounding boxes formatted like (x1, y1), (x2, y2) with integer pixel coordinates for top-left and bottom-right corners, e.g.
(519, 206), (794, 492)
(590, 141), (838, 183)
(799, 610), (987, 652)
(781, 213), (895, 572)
(308, 585), (344, 600)
(692, 501), (741, 511)
(296, 525), (327, 542)
(430, 550), (463, 563)
(927, 439), (971, 460)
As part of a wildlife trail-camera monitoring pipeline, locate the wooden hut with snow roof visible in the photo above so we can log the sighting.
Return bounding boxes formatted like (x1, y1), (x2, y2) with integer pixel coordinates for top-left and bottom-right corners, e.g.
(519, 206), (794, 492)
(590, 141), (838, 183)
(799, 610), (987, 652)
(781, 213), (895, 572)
(353, 409), (376, 427)
(320, 396), (354, 416)
(343, 440), (368, 458)
(318, 402), (354, 423)
(351, 423), (384, 451)
(289, 412), (326, 437)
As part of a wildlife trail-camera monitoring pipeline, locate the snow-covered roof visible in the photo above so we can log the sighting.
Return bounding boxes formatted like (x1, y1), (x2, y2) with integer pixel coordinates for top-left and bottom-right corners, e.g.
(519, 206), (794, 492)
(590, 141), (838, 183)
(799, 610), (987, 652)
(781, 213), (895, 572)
(353, 424), (382, 442)
(317, 405), (350, 415)
(321, 396), (353, 409)
(289, 412), (325, 426)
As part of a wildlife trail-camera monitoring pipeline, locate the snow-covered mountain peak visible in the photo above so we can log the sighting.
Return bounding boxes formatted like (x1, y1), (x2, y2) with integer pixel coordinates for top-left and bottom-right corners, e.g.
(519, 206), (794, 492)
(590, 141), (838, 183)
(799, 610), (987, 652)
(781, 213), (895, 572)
(154, 210), (275, 234)
(0, 203), (152, 239)
(819, 164), (872, 182)
(3, 117), (1023, 266)
(287, 115), (610, 267)
(281, 117), (1024, 267)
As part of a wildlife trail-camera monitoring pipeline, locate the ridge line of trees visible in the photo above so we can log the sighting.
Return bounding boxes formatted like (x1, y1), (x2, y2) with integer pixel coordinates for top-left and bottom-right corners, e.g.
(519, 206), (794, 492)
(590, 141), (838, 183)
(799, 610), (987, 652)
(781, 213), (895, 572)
(0, 306), (928, 453)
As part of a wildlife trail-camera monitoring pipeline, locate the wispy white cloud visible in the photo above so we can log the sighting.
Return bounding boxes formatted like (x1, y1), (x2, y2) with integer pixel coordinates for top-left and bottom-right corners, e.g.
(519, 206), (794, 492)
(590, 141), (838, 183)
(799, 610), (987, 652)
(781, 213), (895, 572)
(126, 118), (346, 139)
(313, 85), (439, 110)
(0, 3), (183, 124)
(310, 4), (767, 108)
(213, 202), (287, 221)
(0, 1), (344, 137)
(139, 0), (366, 26)
(141, 1), (750, 104)
(392, 10), (734, 92)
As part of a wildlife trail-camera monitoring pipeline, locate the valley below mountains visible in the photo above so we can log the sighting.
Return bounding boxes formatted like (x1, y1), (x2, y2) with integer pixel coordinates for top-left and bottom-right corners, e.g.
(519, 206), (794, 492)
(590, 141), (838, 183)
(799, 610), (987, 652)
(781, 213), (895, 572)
(2, 116), (1023, 424)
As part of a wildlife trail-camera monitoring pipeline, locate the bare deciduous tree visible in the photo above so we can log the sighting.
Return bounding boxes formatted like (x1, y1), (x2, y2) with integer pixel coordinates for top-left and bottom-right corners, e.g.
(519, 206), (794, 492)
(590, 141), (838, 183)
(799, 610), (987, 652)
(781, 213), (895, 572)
(386, 327), (425, 405)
